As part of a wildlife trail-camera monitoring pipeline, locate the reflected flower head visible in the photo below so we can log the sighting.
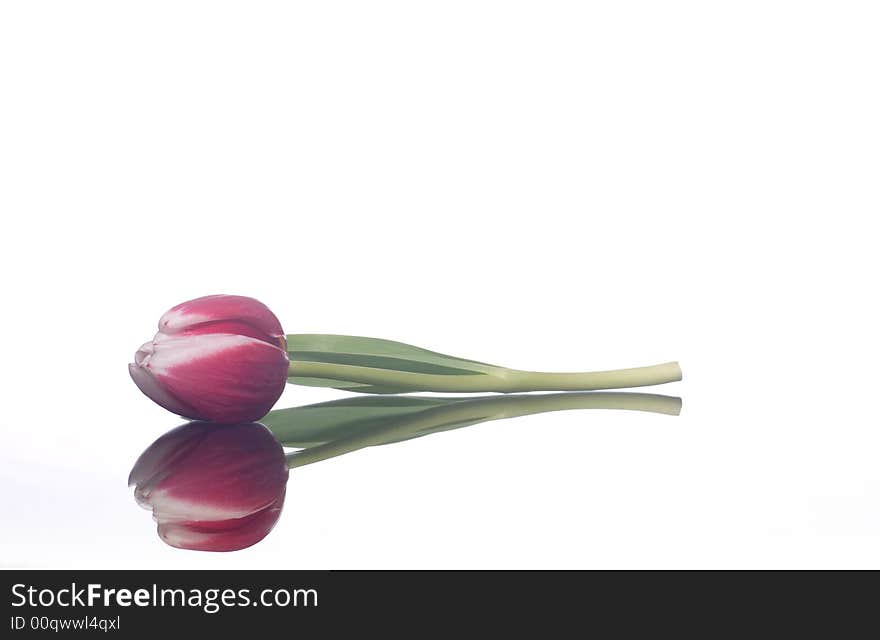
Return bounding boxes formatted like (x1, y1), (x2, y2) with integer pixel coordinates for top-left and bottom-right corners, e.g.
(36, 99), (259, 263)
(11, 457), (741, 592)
(129, 421), (289, 552)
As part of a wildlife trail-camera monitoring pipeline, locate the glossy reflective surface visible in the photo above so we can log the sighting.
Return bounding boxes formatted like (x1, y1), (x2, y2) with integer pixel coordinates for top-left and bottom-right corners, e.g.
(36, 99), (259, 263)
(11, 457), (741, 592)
(130, 392), (680, 552)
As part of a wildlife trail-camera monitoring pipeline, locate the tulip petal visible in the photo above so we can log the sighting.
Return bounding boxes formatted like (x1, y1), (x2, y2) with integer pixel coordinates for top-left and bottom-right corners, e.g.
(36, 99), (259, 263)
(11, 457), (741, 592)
(130, 422), (289, 552)
(134, 341), (153, 366)
(142, 423), (289, 522)
(128, 362), (200, 420)
(157, 491), (285, 552)
(159, 295), (285, 346)
(144, 333), (288, 423)
(128, 422), (212, 492)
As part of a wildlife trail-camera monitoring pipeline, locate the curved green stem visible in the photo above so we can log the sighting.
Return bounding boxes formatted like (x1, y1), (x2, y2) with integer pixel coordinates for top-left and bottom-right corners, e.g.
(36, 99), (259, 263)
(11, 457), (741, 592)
(288, 360), (681, 393)
(285, 391), (681, 469)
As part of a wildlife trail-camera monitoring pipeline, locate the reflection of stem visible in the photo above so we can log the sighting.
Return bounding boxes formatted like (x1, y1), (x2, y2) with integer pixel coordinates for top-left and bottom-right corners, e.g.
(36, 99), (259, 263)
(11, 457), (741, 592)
(288, 361), (681, 392)
(285, 392), (681, 469)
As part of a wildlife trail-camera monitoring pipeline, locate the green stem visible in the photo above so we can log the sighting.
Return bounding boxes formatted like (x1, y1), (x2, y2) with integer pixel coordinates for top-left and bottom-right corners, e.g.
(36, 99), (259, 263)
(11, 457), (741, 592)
(288, 360), (681, 393)
(285, 391), (680, 469)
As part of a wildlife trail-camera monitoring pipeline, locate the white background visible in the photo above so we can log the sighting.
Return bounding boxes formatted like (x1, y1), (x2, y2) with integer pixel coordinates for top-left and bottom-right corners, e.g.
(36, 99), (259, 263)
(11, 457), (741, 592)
(1, 2), (878, 569)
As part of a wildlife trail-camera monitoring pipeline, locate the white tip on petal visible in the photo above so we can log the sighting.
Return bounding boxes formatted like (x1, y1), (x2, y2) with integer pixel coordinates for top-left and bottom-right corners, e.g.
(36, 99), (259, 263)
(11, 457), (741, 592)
(159, 307), (210, 334)
(145, 333), (263, 377)
(158, 522), (215, 549)
(128, 362), (196, 418)
(134, 342), (154, 366)
(149, 489), (257, 523)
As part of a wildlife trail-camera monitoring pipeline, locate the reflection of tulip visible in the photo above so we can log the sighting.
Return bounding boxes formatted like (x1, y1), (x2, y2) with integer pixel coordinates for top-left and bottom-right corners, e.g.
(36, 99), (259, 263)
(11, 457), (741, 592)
(277, 392), (682, 469)
(129, 295), (289, 423)
(129, 421), (289, 552)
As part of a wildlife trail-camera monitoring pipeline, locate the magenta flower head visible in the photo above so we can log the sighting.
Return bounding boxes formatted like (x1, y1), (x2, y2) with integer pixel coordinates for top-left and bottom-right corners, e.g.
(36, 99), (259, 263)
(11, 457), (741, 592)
(129, 421), (289, 552)
(129, 295), (289, 423)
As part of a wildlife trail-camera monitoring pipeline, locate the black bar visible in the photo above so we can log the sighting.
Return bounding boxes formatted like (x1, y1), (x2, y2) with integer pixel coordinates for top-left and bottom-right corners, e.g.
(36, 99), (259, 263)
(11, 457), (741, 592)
(1, 570), (875, 635)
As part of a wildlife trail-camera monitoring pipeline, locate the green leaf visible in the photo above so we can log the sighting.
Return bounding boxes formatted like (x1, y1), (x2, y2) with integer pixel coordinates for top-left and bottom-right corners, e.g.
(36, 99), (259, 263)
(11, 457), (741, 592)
(267, 392), (682, 454)
(286, 334), (499, 375)
(286, 334), (502, 393)
(284, 376), (405, 394)
(261, 395), (471, 447)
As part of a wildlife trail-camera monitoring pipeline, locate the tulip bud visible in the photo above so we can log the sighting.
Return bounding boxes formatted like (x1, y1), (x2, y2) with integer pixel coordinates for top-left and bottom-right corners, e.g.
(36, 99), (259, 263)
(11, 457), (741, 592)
(129, 295), (289, 423)
(129, 421), (289, 552)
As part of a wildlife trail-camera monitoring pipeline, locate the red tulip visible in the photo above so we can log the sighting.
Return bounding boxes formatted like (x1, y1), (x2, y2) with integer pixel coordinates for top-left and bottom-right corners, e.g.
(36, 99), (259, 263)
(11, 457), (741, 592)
(129, 421), (289, 552)
(129, 295), (289, 423)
